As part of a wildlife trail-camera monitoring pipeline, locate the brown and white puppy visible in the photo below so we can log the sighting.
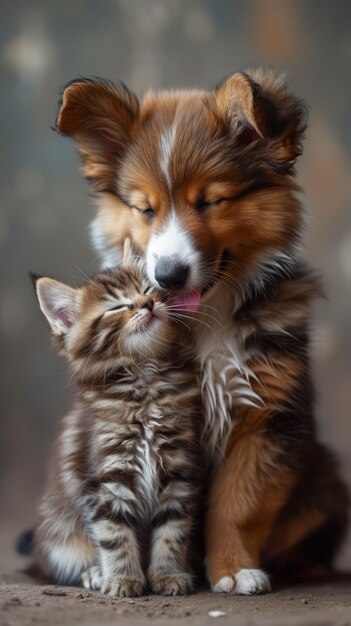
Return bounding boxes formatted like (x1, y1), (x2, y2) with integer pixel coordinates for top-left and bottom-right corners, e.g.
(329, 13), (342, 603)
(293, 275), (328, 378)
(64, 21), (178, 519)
(55, 68), (349, 594)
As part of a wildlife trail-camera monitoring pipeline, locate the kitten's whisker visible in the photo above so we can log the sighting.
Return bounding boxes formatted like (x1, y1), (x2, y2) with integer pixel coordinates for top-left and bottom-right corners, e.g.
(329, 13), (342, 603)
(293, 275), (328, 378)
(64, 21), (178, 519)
(165, 306), (223, 327)
(71, 264), (91, 284)
(167, 315), (191, 332)
(168, 312), (217, 338)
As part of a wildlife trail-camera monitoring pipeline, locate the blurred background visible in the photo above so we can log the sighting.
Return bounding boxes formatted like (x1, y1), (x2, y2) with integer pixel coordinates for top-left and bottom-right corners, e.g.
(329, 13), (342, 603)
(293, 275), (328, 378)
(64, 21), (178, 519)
(1, 0), (350, 567)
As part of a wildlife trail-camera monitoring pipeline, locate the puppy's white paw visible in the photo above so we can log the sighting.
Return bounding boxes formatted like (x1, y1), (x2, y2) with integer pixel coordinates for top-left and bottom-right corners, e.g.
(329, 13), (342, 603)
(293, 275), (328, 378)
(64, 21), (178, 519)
(212, 569), (271, 595)
(80, 565), (103, 590)
(212, 575), (236, 593)
(235, 569), (271, 595)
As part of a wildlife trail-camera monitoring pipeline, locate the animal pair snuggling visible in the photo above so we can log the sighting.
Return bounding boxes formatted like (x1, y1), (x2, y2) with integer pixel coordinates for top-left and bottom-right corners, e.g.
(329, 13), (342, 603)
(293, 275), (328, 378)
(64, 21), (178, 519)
(25, 68), (348, 597)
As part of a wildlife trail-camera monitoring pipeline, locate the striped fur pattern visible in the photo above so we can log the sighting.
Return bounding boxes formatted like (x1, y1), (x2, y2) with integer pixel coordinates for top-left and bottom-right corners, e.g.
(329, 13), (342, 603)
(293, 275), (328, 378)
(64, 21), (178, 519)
(54, 68), (349, 594)
(33, 254), (203, 597)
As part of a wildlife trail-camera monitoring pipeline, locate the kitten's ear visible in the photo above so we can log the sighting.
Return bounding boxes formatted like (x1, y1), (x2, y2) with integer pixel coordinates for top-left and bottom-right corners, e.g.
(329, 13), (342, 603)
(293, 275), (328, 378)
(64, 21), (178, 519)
(215, 68), (307, 172)
(35, 277), (79, 334)
(122, 237), (136, 267)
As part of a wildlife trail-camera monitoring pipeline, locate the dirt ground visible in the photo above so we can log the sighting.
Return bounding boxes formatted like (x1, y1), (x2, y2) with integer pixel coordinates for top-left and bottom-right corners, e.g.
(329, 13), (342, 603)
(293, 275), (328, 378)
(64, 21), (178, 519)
(1, 526), (351, 626)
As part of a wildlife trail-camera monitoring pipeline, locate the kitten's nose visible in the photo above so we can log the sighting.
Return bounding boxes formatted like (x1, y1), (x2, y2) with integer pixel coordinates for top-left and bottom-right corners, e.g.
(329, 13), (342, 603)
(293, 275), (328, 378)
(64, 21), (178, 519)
(155, 257), (190, 290)
(140, 298), (154, 311)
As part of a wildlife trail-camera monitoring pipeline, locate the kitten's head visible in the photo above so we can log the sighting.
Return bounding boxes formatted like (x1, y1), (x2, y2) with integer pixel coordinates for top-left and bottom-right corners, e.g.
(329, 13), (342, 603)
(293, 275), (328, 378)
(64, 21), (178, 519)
(34, 241), (180, 374)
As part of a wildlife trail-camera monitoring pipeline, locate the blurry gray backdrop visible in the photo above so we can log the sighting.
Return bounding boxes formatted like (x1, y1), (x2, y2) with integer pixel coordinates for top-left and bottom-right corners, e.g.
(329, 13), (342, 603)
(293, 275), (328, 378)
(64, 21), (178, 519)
(1, 0), (351, 567)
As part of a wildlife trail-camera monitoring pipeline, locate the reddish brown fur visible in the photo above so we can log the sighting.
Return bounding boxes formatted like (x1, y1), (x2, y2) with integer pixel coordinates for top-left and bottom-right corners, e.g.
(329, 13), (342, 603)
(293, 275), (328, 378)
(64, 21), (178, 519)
(56, 72), (304, 289)
(54, 68), (349, 593)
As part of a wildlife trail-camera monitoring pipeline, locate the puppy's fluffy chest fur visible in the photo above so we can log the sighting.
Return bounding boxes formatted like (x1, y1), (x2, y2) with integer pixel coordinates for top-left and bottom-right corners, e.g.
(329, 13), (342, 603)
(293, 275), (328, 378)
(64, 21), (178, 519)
(194, 290), (257, 461)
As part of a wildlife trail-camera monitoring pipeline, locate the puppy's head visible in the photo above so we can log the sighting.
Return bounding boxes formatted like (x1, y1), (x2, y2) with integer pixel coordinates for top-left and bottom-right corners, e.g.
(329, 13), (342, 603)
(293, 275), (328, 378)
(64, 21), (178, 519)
(56, 69), (307, 305)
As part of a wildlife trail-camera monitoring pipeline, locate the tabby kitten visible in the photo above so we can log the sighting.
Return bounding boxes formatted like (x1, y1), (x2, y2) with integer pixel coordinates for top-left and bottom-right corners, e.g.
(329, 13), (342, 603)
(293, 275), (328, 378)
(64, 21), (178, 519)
(33, 242), (203, 597)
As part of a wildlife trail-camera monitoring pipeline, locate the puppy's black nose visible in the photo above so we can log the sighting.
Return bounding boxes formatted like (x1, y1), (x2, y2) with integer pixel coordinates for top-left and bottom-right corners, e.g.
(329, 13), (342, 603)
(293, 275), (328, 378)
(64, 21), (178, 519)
(155, 257), (190, 290)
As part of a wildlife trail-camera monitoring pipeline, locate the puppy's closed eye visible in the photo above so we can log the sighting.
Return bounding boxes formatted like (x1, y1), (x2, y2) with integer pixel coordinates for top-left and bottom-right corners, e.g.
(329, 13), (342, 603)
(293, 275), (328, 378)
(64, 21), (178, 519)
(196, 198), (226, 213)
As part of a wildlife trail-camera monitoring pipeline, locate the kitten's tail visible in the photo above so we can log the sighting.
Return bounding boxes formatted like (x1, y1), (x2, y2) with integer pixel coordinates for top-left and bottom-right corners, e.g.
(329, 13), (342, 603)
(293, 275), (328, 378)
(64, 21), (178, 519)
(16, 528), (34, 555)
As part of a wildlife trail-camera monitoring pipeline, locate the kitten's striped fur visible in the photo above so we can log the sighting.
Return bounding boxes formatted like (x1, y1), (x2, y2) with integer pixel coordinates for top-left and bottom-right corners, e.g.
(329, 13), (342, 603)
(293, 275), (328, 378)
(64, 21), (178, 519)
(33, 247), (203, 597)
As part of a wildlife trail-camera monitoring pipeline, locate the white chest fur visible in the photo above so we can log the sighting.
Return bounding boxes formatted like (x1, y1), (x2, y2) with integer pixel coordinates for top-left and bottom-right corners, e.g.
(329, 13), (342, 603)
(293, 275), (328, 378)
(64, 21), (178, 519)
(195, 290), (261, 463)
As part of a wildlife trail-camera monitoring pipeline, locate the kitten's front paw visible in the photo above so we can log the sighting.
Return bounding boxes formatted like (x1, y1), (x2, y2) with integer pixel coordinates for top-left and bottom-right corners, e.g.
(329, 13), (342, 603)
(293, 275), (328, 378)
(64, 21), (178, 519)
(81, 565), (103, 590)
(101, 576), (145, 597)
(148, 570), (194, 596)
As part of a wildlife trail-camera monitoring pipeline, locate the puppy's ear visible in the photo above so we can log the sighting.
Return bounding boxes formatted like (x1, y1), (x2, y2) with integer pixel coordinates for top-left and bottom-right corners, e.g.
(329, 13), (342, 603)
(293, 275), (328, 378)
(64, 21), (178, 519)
(35, 277), (79, 335)
(215, 68), (308, 173)
(215, 72), (263, 140)
(56, 78), (139, 192)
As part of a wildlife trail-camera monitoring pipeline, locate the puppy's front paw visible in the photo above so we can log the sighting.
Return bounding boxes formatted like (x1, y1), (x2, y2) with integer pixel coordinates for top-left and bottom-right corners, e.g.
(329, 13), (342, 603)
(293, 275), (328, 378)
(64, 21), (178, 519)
(148, 570), (194, 596)
(212, 569), (271, 595)
(101, 576), (145, 597)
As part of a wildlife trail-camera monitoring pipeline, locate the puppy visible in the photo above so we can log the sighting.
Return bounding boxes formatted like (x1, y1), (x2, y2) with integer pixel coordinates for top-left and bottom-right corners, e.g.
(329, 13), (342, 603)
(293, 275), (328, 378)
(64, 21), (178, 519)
(54, 68), (349, 594)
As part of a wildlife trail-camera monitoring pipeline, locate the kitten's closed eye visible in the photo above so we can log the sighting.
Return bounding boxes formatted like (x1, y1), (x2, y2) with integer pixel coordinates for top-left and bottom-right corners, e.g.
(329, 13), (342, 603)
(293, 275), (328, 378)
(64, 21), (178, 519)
(142, 285), (153, 296)
(105, 303), (131, 315)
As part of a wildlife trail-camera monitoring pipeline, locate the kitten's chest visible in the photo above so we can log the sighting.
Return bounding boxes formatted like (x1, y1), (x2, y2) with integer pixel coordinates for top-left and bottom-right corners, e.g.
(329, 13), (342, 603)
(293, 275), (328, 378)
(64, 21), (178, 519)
(133, 406), (161, 504)
(132, 397), (194, 512)
(91, 398), (176, 510)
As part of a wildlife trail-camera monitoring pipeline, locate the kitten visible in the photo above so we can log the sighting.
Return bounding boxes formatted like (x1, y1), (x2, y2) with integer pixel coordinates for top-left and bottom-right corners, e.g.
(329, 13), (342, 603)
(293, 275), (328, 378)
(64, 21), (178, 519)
(32, 241), (203, 597)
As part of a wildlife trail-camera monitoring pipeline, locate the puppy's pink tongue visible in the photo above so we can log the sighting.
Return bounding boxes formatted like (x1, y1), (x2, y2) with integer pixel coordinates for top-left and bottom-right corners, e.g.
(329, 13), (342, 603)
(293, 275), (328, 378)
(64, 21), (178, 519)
(172, 290), (201, 312)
